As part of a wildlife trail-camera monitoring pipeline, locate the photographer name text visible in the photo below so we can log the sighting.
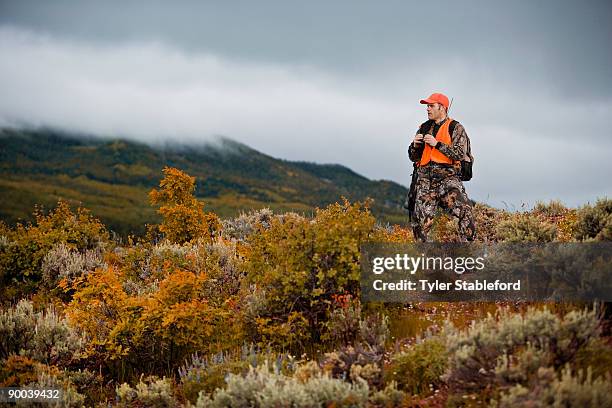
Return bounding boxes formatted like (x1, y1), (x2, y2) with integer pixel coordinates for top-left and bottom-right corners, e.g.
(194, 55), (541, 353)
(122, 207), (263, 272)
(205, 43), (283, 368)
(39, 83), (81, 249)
(372, 279), (521, 292)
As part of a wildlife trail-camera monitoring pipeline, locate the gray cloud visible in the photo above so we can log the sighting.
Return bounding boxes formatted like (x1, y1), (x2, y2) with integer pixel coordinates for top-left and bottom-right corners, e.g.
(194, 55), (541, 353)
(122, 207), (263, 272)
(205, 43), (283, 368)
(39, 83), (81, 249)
(0, 1), (610, 209)
(1, 0), (610, 96)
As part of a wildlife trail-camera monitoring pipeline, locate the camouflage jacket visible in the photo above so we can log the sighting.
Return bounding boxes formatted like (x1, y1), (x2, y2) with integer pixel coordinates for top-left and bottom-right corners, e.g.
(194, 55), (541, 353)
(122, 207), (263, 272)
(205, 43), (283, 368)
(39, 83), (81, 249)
(408, 118), (470, 164)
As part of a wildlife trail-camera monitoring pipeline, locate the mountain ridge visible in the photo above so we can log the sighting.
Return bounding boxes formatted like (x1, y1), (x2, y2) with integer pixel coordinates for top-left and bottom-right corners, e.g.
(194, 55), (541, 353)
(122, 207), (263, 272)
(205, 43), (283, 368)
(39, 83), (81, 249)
(0, 127), (409, 236)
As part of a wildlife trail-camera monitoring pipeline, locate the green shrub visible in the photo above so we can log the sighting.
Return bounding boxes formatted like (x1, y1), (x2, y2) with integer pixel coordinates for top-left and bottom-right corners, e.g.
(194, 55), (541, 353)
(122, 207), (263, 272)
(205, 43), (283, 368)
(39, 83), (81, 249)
(384, 338), (448, 395)
(495, 213), (557, 242)
(60, 368), (107, 408)
(0, 299), (84, 365)
(533, 199), (567, 217)
(244, 199), (376, 352)
(16, 367), (86, 408)
(574, 198), (612, 241)
(41, 242), (106, 289)
(444, 307), (600, 398)
(321, 344), (383, 388)
(113, 241), (193, 293)
(116, 376), (177, 408)
(496, 366), (612, 407)
(368, 381), (406, 408)
(494, 342), (552, 383)
(196, 362), (370, 408)
(179, 346), (297, 404)
(221, 208), (274, 241)
(322, 296), (362, 346)
(200, 237), (245, 305)
(322, 297), (389, 353)
(472, 203), (511, 243)
(358, 313), (390, 353)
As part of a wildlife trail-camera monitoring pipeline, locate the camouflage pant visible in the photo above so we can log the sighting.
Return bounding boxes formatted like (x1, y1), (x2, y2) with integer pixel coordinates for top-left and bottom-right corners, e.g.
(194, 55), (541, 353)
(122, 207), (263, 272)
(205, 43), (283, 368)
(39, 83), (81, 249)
(410, 165), (476, 242)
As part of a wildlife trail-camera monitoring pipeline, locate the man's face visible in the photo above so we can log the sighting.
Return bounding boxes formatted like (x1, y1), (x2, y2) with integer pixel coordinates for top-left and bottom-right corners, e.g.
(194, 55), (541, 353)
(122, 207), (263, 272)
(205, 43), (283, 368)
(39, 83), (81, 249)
(427, 103), (445, 121)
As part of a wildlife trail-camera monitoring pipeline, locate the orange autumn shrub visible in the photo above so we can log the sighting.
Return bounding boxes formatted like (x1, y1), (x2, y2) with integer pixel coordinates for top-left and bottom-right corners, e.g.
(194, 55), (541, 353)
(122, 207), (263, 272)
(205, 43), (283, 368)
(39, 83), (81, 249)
(149, 167), (220, 244)
(67, 264), (240, 382)
(67, 266), (127, 345)
(140, 270), (230, 350)
(370, 224), (415, 243)
(0, 356), (39, 387)
(0, 200), (108, 302)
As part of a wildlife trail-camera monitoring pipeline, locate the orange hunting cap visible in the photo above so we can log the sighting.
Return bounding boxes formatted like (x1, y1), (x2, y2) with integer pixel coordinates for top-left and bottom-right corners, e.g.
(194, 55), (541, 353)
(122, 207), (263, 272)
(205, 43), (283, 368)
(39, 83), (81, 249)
(420, 93), (449, 109)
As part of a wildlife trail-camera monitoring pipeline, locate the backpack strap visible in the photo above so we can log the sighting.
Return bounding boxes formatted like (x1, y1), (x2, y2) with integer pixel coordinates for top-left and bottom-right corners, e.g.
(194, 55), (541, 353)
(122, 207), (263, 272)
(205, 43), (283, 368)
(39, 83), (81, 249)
(448, 119), (473, 162)
(418, 120), (435, 135)
(466, 131), (473, 162)
(449, 119), (457, 136)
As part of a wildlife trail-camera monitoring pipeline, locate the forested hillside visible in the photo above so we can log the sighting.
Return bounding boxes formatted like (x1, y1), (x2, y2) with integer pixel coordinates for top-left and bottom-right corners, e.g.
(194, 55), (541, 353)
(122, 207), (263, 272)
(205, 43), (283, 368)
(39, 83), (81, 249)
(0, 128), (409, 236)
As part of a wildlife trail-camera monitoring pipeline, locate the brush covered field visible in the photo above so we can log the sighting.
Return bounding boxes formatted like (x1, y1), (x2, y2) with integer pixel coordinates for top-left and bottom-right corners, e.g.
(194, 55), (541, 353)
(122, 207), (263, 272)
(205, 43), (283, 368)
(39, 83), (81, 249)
(1, 167), (611, 407)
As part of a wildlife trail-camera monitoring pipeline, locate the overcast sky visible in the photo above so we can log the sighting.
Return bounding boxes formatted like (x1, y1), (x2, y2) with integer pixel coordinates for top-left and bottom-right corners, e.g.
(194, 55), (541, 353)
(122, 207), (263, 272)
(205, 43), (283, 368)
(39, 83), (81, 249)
(0, 0), (610, 209)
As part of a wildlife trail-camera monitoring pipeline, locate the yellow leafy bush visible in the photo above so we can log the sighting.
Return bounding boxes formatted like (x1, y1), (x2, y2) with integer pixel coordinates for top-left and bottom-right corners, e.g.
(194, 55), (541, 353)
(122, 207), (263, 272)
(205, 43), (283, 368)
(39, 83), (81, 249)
(370, 224), (414, 243)
(149, 167), (220, 244)
(244, 198), (376, 352)
(0, 200), (108, 301)
(67, 263), (240, 381)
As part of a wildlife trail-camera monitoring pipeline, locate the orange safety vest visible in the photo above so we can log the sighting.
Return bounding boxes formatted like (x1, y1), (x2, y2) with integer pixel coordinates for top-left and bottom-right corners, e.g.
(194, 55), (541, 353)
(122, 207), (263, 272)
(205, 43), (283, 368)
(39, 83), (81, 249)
(419, 118), (456, 167)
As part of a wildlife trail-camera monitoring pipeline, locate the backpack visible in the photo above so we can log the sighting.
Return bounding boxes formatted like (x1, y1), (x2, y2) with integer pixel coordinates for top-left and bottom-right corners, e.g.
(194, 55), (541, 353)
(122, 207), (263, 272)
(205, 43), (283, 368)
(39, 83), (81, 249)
(447, 120), (474, 181)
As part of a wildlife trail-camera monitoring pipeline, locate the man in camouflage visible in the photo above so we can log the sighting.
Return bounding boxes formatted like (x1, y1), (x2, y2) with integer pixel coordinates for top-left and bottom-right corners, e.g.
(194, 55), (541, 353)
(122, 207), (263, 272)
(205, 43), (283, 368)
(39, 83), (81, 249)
(408, 93), (476, 242)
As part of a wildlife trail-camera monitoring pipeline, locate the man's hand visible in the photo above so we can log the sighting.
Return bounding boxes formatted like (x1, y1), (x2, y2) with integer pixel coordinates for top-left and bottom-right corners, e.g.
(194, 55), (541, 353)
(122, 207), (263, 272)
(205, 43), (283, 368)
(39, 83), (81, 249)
(423, 134), (437, 146)
(413, 133), (424, 145)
